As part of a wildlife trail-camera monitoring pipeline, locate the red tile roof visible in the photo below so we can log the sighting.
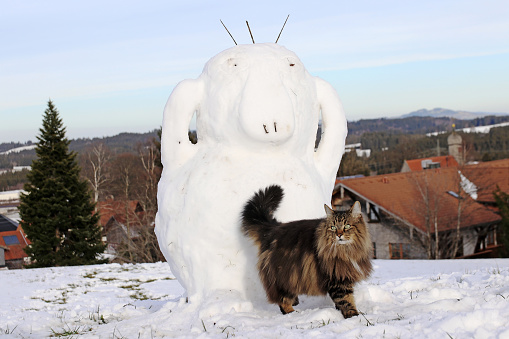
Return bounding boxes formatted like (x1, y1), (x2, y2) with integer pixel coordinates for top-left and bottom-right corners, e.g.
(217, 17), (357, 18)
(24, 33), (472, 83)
(464, 159), (509, 203)
(340, 166), (501, 234)
(402, 155), (458, 172)
(0, 224), (30, 262)
(97, 200), (143, 227)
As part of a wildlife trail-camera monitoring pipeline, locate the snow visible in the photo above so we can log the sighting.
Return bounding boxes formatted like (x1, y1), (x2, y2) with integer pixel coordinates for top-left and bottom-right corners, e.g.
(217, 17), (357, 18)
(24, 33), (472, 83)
(0, 145), (36, 155)
(426, 122), (509, 136)
(1, 259), (508, 338)
(155, 43), (347, 302)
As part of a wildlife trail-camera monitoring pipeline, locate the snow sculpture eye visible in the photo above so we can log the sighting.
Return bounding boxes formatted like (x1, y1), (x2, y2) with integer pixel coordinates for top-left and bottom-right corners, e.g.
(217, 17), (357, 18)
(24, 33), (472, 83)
(227, 58), (238, 67)
(286, 57), (298, 68)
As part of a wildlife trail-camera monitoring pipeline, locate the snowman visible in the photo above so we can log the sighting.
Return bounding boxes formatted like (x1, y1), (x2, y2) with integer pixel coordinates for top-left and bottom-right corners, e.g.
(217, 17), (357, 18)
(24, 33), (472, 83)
(155, 43), (347, 303)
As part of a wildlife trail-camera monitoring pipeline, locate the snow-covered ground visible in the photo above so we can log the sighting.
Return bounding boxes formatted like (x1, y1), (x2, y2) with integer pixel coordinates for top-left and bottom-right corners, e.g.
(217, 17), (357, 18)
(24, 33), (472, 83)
(426, 122), (509, 136)
(0, 145), (36, 155)
(1, 259), (508, 338)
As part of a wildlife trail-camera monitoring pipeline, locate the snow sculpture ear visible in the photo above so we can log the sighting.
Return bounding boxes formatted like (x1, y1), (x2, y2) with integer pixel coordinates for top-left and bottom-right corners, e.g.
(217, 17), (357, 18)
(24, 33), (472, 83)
(161, 78), (204, 170)
(314, 77), (348, 188)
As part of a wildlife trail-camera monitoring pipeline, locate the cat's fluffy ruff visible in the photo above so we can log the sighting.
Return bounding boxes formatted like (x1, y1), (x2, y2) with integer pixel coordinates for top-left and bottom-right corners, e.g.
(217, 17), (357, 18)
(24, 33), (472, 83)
(241, 185), (372, 316)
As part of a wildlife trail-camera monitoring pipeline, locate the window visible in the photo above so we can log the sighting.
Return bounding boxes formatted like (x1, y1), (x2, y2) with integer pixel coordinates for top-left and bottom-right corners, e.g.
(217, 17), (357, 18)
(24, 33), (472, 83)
(389, 243), (410, 259)
(447, 191), (460, 199)
(3, 235), (20, 245)
(367, 204), (381, 223)
(486, 229), (496, 247)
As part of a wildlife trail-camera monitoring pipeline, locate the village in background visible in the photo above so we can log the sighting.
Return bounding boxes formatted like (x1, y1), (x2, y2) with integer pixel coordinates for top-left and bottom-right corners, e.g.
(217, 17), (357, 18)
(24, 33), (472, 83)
(1, 111), (509, 269)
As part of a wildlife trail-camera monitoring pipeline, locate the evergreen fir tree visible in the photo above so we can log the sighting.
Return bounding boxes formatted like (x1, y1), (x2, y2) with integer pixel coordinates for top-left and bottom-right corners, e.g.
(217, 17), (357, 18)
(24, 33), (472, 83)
(19, 100), (106, 267)
(494, 187), (509, 258)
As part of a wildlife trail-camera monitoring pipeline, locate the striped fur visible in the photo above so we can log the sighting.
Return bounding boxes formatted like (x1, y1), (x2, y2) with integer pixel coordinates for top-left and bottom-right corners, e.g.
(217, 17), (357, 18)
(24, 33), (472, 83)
(241, 185), (372, 317)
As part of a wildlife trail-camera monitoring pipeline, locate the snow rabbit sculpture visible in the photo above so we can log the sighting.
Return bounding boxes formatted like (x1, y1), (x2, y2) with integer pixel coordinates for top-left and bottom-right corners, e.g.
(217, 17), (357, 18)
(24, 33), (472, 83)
(155, 43), (348, 302)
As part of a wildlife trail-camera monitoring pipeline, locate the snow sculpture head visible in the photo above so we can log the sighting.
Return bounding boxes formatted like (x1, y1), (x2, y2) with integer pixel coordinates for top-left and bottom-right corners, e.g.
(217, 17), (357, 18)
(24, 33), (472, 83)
(199, 44), (310, 145)
(156, 43), (347, 304)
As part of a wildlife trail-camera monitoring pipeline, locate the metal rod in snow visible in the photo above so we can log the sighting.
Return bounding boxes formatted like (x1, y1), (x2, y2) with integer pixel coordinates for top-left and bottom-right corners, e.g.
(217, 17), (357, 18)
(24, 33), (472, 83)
(220, 20), (237, 45)
(275, 15), (290, 43)
(246, 21), (255, 43)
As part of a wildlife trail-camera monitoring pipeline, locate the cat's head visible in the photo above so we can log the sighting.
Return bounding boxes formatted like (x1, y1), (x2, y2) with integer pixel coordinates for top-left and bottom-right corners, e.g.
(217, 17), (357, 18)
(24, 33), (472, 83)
(318, 201), (371, 255)
(317, 201), (373, 279)
(322, 202), (365, 245)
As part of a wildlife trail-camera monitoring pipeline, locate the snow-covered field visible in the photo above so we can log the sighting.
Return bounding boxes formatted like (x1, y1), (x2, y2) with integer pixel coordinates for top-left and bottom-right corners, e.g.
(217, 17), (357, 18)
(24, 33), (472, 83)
(0, 145), (36, 155)
(1, 259), (508, 338)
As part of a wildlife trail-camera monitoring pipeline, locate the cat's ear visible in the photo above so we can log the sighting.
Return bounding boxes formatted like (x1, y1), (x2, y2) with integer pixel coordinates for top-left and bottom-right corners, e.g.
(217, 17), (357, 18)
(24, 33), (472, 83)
(324, 204), (335, 217)
(350, 201), (362, 217)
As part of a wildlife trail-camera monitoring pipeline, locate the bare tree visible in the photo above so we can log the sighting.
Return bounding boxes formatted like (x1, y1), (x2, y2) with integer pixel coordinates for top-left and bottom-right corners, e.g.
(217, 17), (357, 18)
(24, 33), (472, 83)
(108, 153), (143, 262)
(409, 170), (447, 259)
(106, 142), (163, 264)
(80, 143), (112, 207)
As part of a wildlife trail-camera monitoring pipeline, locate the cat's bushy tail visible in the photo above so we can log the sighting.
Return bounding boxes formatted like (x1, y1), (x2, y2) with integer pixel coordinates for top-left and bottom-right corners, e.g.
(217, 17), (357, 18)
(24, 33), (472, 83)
(241, 185), (284, 242)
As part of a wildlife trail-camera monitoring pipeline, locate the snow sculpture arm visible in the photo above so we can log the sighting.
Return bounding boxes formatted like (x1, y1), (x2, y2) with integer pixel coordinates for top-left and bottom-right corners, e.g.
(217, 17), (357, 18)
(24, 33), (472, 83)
(161, 78), (204, 170)
(314, 77), (348, 189)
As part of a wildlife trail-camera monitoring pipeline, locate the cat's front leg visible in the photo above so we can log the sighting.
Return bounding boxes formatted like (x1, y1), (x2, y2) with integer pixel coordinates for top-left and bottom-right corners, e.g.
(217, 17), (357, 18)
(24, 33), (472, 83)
(278, 295), (299, 314)
(328, 283), (359, 318)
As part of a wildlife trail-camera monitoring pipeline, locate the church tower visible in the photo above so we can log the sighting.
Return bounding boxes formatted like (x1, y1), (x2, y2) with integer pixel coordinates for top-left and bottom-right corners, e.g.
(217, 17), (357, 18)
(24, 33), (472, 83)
(447, 124), (463, 165)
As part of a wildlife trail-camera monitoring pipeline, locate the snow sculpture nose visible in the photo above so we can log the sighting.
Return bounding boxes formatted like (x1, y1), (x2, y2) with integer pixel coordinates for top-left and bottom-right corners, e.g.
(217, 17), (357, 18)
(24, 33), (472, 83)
(238, 69), (295, 143)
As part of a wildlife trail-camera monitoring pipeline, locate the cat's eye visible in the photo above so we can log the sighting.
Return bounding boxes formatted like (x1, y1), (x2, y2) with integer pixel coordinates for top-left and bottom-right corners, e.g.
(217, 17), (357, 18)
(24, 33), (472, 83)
(330, 226), (337, 231)
(344, 224), (351, 230)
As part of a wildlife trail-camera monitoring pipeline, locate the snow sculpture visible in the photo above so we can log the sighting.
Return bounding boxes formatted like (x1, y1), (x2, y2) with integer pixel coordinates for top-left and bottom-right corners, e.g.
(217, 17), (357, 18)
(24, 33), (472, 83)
(155, 43), (347, 303)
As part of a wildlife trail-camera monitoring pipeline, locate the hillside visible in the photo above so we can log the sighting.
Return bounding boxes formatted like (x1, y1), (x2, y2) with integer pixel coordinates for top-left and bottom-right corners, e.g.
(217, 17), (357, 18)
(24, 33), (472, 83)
(0, 130), (159, 170)
(346, 114), (509, 143)
(400, 108), (508, 120)
(1, 260), (508, 338)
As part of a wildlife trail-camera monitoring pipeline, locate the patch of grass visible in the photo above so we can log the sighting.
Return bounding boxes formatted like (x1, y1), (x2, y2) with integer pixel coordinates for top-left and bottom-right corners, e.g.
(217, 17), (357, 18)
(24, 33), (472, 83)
(393, 313), (405, 321)
(430, 275), (441, 281)
(221, 325), (235, 337)
(359, 311), (374, 326)
(50, 324), (90, 337)
(89, 306), (107, 324)
(490, 264), (501, 275)
(111, 327), (127, 339)
(83, 272), (97, 279)
(119, 283), (151, 300)
(1, 325), (18, 334)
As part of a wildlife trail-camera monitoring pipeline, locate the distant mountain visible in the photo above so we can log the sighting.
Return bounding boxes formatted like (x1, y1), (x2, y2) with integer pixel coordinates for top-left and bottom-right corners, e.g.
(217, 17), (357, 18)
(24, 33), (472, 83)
(0, 130), (159, 170)
(69, 130), (159, 154)
(400, 108), (508, 120)
(346, 115), (509, 143)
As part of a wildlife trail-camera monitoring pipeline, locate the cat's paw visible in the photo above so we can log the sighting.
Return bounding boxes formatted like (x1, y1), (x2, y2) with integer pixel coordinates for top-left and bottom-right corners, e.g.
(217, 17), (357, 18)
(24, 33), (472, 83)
(341, 308), (359, 319)
(279, 304), (295, 314)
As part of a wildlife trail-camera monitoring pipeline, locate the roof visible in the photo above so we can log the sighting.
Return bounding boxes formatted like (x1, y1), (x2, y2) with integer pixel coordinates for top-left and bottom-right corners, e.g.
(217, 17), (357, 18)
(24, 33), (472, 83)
(97, 200), (144, 227)
(0, 224), (30, 261)
(339, 166), (501, 234)
(0, 214), (18, 232)
(465, 159), (509, 203)
(402, 155), (458, 172)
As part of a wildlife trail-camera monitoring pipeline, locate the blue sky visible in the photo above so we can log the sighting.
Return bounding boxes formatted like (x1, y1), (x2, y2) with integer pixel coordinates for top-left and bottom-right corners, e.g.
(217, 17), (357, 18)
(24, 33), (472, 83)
(1, 0), (508, 143)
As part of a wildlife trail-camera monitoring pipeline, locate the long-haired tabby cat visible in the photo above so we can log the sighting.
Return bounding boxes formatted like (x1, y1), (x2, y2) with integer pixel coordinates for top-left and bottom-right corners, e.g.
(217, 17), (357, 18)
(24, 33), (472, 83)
(241, 185), (372, 318)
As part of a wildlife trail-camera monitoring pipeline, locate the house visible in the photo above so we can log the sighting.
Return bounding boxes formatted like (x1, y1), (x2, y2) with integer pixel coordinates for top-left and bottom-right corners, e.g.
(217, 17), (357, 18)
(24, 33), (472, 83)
(463, 159), (509, 205)
(345, 143), (371, 158)
(97, 200), (145, 259)
(334, 162), (504, 259)
(0, 189), (23, 223)
(0, 214), (30, 269)
(401, 155), (458, 172)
